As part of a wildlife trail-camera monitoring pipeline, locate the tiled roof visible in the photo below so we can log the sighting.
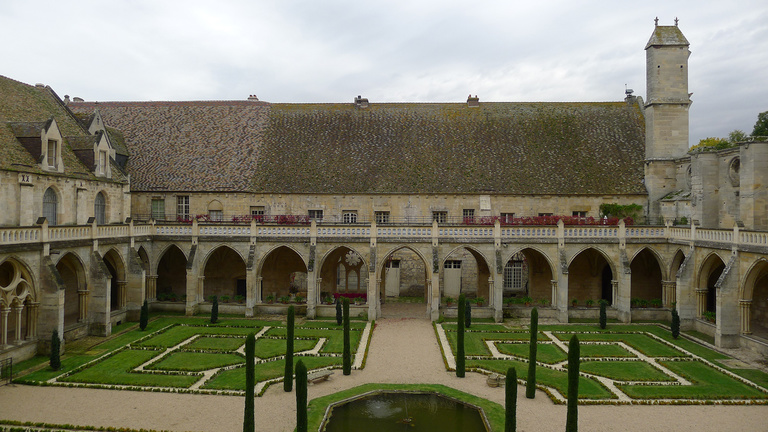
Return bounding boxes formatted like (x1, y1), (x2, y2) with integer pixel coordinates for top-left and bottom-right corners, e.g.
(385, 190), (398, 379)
(71, 99), (646, 195)
(0, 75), (127, 183)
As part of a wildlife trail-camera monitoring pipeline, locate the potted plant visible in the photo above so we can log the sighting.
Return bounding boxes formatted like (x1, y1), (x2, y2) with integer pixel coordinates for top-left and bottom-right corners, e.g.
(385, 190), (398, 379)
(475, 296), (485, 307)
(631, 298), (641, 308)
(294, 295), (305, 304)
(650, 298), (663, 308)
(354, 297), (364, 305)
(586, 299), (595, 308)
(168, 292), (178, 302)
(445, 297), (455, 307)
(265, 294), (275, 304)
(207, 295), (216, 303)
(522, 296), (533, 307)
(539, 298), (550, 307)
(322, 294), (334, 305)
(571, 298), (578, 308)
(279, 295), (291, 304)
(234, 295), (245, 304)
(220, 295), (230, 303)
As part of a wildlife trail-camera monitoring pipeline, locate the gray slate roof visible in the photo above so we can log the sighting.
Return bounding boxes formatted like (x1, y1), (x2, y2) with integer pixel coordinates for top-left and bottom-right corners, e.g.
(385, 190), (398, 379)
(70, 99), (647, 195)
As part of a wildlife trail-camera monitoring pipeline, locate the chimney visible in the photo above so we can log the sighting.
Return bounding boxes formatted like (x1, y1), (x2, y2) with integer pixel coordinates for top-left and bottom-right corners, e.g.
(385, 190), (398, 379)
(354, 95), (369, 109)
(73, 97), (84, 102)
(63, 95), (70, 105)
(467, 94), (479, 107)
(247, 94), (259, 101)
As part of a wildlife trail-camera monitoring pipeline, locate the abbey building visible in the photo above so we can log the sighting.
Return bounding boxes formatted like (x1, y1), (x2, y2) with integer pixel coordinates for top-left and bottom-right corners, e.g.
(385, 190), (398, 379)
(1, 22), (767, 363)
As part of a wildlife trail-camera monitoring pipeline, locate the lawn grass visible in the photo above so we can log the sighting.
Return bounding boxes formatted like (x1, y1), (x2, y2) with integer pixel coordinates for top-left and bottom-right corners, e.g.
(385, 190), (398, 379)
(265, 327), (360, 353)
(444, 331), (545, 357)
(135, 325), (260, 348)
(495, 342), (567, 364)
(253, 338), (318, 358)
(468, 359), (615, 400)
(306, 384), (505, 432)
(185, 336), (246, 351)
(619, 360), (768, 400)
(202, 356), (342, 390)
(579, 360), (673, 382)
(59, 349), (200, 388)
(551, 332), (686, 357)
(147, 352), (245, 372)
(578, 343), (635, 358)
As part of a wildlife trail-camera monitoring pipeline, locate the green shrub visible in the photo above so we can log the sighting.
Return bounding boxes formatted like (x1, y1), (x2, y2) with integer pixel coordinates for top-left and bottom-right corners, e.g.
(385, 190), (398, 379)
(50, 329), (61, 371)
(671, 308), (680, 339)
(526, 308), (538, 399)
(284, 305), (295, 392)
(210, 296), (219, 324)
(506, 367), (517, 432)
(342, 297), (351, 375)
(336, 300), (342, 326)
(566, 335), (580, 432)
(465, 298), (472, 329)
(243, 333), (255, 432)
(139, 299), (149, 331)
(456, 293), (466, 378)
(599, 300), (607, 330)
(296, 359), (308, 432)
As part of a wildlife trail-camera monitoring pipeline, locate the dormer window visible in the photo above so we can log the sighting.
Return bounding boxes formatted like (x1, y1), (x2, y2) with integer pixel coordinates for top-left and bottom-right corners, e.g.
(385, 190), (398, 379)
(98, 150), (107, 174)
(47, 139), (58, 169)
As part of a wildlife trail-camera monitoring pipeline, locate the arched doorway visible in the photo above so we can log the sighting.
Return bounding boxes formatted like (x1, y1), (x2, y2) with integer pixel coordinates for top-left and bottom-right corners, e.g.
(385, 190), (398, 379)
(568, 248), (614, 306)
(742, 260), (768, 339)
(318, 247), (368, 304)
(698, 254), (725, 320)
(103, 249), (125, 312)
(156, 245), (187, 302)
(203, 246), (246, 302)
(503, 248), (554, 306)
(441, 246), (491, 305)
(56, 253), (86, 327)
(630, 248), (664, 307)
(379, 246), (428, 303)
(259, 246), (307, 302)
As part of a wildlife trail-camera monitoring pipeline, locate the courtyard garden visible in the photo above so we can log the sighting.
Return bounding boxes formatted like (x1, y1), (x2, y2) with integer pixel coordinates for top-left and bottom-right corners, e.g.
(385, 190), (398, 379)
(15, 315), (371, 396)
(436, 322), (768, 404)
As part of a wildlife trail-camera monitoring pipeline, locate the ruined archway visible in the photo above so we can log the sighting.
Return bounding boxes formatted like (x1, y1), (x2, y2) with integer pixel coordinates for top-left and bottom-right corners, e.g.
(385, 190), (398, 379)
(203, 246), (246, 302)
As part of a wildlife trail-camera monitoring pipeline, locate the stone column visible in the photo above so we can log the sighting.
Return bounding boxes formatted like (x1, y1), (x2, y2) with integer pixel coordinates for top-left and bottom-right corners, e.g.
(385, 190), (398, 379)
(12, 305), (23, 344)
(147, 275), (158, 300)
(0, 307), (8, 346)
(740, 300), (752, 335)
(662, 280), (677, 308)
(197, 276), (205, 303)
(551, 280), (558, 308)
(117, 281), (127, 310)
(696, 288), (707, 318)
(491, 275), (502, 323)
(26, 301), (39, 340)
(78, 290), (89, 322)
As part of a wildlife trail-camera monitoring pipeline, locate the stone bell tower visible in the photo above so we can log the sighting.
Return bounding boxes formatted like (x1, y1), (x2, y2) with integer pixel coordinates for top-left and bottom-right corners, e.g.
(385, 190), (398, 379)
(644, 18), (691, 222)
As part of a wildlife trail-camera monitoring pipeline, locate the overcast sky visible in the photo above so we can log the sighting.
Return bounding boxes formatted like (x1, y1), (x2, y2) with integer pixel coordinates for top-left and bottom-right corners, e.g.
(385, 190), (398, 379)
(2, 0), (766, 146)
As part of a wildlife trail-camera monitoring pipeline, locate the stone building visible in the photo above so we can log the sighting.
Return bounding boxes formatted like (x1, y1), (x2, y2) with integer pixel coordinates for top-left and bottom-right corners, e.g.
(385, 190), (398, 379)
(1, 21), (767, 364)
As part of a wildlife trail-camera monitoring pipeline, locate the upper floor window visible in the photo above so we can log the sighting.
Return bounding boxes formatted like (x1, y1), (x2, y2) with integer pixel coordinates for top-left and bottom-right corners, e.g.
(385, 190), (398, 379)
(432, 211), (447, 224)
(375, 211), (390, 224)
(572, 211), (587, 218)
(308, 209), (323, 220)
(250, 206), (265, 216)
(342, 210), (357, 224)
(501, 213), (515, 224)
(46, 140), (58, 169)
(177, 196), (190, 220)
(98, 150), (108, 175)
(43, 187), (58, 226)
(151, 198), (165, 221)
(94, 192), (106, 225)
(463, 209), (475, 223)
(208, 200), (223, 222)
(538, 212), (553, 217)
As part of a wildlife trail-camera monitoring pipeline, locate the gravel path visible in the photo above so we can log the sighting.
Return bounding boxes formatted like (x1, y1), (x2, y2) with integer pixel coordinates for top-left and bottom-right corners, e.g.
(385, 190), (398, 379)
(1, 307), (766, 431)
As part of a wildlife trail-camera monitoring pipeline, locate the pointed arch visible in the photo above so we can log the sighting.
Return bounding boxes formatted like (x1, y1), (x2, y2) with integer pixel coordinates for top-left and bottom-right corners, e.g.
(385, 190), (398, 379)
(103, 248), (126, 311)
(56, 252), (87, 327)
(202, 245), (247, 301)
(504, 247), (556, 305)
(741, 258), (768, 338)
(630, 247), (664, 305)
(42, 187), (59, 225)
(156, 244), (188, 301)
(568, 247), (616, 305)
(378, 245), (430, 305)
(698, 253), (726, 316)
(94, 191), (107, 225)
(317, 246), (368, 303)
(441, 245), (492, 303)
(257, 245), (307, 302)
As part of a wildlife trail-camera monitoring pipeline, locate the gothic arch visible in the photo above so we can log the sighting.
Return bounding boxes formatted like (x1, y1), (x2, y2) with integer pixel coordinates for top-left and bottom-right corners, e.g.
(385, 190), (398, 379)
(55, 252), (87, 327)
(0, 257), (37, 306)
(153, 243), (189, 273)
(441, 245), (492, 302)
(103, 248), (126, 311)
(155, 244), (188, 301)
(568, 247), (616, 305)
(504, 247), (556, 304)
(698, 252), (726, 316)
(257, 245), (308, 301)
(94, 190), (108, 224)
(317, 246), (368, 303)
(740, 258), (768, 338)
(629, 247), (665, 304)
(378, 245), (431, 305)
(202, 245), (247, 301)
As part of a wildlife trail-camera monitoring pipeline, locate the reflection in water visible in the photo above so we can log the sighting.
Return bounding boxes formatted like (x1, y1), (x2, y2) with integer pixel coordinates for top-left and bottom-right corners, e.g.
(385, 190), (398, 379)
(323, 392), (488, 432)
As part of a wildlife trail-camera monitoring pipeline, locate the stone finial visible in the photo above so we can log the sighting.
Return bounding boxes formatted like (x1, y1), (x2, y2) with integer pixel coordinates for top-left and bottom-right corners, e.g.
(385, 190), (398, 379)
(654, 17), (659, 26)
(675, 17), (679, 26)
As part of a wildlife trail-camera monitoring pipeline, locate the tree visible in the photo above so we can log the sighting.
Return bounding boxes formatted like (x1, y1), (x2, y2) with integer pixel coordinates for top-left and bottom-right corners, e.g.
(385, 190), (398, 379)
(336, 299), (342, 326)
(50, 329), (61, 371)
(342, 297), (351, 375)
(295, 360), (308, 432)
(505, 367), (517, 432)
(599, 300), (607, 330)
(566, 335), (580, 432)
(210, 295), (218, 324)
(456, 293), (466, 378)
(526, 308), (538, 399)
(728, 129), (748, 143)
(752, 111), (768, 137)
(465, 298), (472, 329)
(243, 333), (255, 432)
(139, 299), (149, 331)
(671, 307), (681, 339)
(284, 305), (295, 392)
